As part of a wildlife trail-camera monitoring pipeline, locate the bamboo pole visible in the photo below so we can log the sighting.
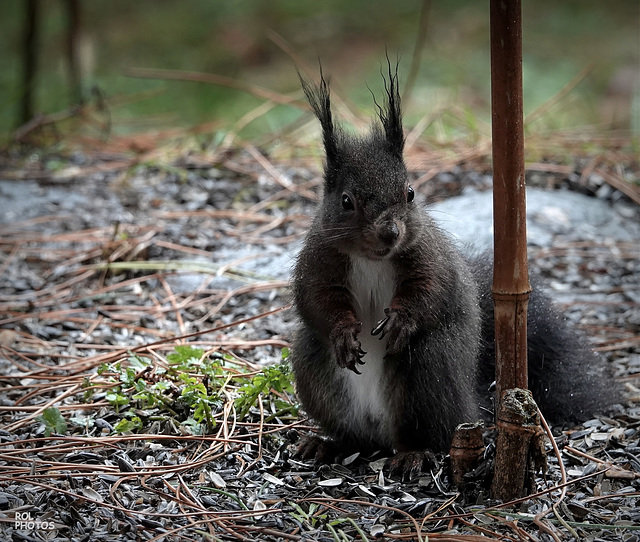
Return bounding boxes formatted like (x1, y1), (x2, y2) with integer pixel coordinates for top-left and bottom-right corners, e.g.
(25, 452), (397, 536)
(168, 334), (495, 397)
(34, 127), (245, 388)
(490, 0), (530, 406)
(489, 0), (536, 501)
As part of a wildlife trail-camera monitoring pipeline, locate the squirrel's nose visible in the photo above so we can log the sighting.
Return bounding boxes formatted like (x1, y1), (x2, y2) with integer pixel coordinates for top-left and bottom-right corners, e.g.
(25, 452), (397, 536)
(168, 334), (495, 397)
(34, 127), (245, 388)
(378, 220), (400, 246)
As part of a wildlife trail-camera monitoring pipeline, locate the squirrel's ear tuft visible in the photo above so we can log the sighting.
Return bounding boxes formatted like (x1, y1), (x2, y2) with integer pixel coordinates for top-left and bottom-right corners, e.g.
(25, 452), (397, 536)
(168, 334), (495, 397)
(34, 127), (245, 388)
(299, 66), (339, 165)
(376, 56), (404, 156)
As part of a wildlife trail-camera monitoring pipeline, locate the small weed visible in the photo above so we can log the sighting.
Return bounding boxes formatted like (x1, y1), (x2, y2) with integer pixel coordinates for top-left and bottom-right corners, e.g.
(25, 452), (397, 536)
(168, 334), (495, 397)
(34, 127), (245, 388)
(178, 372), (221, 431)
(35, 407), (68, 437)
(235, 359), (297, 420)
(114, 414), (143, 434)
(104, 390), (130, 412)
(290, 502), (322, 529)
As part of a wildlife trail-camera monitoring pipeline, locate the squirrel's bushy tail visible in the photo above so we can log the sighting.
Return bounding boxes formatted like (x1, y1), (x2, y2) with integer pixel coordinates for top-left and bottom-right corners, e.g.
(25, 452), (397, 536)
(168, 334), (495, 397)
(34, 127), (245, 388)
(470, 254), (621, 424)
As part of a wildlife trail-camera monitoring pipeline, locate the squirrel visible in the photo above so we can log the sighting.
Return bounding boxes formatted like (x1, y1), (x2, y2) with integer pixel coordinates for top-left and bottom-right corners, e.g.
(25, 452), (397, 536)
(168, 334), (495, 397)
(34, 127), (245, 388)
(290, 62), (619, 473)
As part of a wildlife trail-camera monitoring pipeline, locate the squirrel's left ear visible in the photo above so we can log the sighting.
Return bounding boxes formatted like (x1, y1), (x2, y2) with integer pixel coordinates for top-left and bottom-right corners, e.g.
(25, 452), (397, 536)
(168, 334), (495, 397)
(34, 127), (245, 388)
(376, 58), (405, 157)
(299, 67), (339, 167)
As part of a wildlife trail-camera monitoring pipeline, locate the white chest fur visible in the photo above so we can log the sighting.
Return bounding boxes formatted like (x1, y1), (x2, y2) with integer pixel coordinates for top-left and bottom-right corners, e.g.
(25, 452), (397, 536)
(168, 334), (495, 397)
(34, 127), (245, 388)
(349, 256), (396, 324)
(344, 256), (397, 444)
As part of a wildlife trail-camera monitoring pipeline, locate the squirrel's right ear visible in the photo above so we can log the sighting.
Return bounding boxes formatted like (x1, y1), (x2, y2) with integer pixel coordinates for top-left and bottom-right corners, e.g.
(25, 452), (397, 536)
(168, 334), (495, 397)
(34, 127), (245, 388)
(299, 68), (339, 166)
(377, 57), (405, 157)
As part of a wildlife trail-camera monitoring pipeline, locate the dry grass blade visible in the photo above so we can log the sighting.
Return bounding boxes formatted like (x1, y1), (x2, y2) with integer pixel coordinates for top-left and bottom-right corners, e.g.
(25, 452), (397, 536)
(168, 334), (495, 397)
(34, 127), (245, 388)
(525, 64), (594, 127)
(126, 66), (306, 108)
(533, 410), (572, 542)
(267, 29), (369, 131)
(402, 0), (432, 107)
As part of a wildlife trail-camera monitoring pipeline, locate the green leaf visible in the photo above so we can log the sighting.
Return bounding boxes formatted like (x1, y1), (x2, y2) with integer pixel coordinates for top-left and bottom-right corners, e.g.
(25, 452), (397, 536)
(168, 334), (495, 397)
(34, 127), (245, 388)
(178, 373), (199, 387)
(201, 359), (225, 379)
(127, 353), (151, 370)
(120, 366), (137, 386)
(35, 407), (67, 437)
(167, 345), (204, 368)
(181, 417), (204, 435)
(105, 392), (129, 407)
(114, 416), (142, 434)
(181, 381), (208, 399)
(152, 380), (171, 391)
(193, 401), (214, 425)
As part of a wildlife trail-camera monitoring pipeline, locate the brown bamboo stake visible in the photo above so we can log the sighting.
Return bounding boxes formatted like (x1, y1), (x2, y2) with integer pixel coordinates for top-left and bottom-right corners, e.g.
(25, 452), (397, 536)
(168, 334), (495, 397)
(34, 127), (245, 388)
(492, 389), (546, 501)
(449, 421), (485, 488)
(489, 0), (536, 501)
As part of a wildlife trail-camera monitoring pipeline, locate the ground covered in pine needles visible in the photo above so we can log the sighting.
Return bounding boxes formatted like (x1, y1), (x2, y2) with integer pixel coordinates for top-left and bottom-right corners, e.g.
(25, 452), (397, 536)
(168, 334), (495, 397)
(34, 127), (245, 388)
(0, 136), (639, 541)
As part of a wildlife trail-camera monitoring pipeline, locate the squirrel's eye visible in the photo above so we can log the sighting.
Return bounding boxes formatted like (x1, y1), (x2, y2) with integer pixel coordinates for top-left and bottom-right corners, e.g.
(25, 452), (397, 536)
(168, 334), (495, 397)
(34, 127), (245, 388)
(341, 193), (355, 211)
(407, 186), (415, 203)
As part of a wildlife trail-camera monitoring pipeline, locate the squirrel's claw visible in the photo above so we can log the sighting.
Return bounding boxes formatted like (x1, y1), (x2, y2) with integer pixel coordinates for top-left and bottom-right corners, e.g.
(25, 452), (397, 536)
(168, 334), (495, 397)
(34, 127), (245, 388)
(371, 315), (390, 338)
(373, 308), (416, 355)
(348, 347), (366, 373)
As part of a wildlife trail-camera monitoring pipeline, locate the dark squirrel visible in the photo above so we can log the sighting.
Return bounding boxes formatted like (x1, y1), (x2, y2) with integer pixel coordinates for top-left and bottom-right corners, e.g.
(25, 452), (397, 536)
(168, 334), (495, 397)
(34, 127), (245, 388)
(290, 63), (619, 466)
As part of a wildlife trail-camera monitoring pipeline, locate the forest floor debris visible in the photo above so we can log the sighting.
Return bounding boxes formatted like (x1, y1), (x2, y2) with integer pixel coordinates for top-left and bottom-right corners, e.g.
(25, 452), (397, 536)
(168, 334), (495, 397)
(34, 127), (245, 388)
(0, 144), (639, 541)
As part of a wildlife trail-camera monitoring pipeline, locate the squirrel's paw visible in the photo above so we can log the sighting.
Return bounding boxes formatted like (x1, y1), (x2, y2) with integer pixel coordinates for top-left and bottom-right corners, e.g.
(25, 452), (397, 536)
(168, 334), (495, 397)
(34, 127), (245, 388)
(330, 322), (366, 374)
(295, 435), (336, 462)
(372, 308), (415, 355)
(386, 450), (437, 481)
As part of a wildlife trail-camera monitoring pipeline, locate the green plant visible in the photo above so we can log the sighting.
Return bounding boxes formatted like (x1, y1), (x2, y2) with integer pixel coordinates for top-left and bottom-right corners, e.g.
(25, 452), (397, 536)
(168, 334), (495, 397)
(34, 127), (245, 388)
(76, 346), (298, 436)
(35, 407), (68, 437)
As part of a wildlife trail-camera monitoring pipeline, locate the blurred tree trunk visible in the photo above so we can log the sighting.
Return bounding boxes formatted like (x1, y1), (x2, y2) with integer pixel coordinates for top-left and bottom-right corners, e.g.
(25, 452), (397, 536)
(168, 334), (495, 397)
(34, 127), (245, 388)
(20, 0), (39, 126)
(20, 0), (84, 129)
(64, 0), (84, 105)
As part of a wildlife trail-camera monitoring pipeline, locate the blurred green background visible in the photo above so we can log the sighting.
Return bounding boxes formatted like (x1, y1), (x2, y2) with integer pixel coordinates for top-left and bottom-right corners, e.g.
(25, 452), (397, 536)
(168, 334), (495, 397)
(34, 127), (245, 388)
(0, 0), (638, 142)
